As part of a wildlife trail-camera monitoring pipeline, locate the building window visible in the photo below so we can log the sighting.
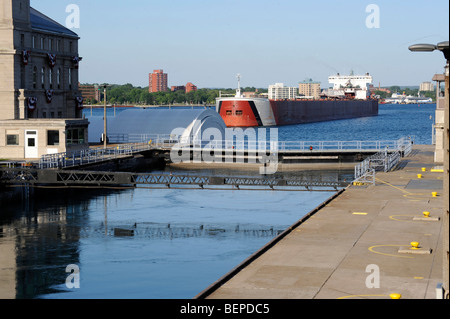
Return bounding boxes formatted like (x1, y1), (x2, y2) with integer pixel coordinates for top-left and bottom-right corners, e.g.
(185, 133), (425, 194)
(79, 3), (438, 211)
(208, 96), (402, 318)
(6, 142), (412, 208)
(57, 40), (61, 52)
(66, 128), (85, 145)
(40, 37), (44, 49)
(20, 64), (25, 88)
(33, 66), (37, 89)
(48, 38), (53, 51)
(41, 67), (45, 89)
(21, 34), (25, 47)
(47, 130), (60, 146)
(32, 36), (36, 49)
(57, 68), (61, 89)
(6, 135), (20, 146)
(49, 68), (53, 89)
(68, 68), (72, 89)
(236, 110), (243, 116)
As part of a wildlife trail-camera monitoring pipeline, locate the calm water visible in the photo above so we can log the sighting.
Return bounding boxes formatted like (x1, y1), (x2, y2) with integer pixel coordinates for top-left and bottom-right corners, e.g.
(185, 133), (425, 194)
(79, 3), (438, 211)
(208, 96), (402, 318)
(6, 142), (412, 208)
(0, 188), (334, 299)
(0, 103), (436, 299)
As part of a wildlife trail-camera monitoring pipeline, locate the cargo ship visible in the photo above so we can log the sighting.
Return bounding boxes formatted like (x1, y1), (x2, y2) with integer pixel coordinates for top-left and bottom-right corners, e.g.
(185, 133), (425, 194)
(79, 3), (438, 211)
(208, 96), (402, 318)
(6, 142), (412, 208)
(216, 74), (379, 127)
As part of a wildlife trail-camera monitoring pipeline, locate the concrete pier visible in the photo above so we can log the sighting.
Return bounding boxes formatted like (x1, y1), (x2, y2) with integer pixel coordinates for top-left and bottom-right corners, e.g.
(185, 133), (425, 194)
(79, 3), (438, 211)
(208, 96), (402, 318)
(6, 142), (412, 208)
(200, 145), (444, 299)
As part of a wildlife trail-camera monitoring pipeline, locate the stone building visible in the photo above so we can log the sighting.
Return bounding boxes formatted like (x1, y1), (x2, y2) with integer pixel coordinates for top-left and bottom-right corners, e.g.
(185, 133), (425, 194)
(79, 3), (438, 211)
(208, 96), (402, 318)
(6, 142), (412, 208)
(0, 0), (89, 160)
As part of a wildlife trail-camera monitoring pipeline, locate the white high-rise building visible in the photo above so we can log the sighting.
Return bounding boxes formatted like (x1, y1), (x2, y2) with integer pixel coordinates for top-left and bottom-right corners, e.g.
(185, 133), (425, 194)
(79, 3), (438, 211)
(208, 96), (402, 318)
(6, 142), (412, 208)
(420, 82), (434, 92)
(268, 83), (298, 100)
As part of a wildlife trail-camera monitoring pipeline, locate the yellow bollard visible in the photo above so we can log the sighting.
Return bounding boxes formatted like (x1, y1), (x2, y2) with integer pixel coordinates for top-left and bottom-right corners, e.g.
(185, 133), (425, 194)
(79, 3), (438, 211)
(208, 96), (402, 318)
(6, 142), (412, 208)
(390, 293), (402, 299)
(432, 192), (438, 197)
(410, 242), (420, 250)
(421, 167), (427, 172)
(423, 211), (430, 218)
(417, 174), (422, 179)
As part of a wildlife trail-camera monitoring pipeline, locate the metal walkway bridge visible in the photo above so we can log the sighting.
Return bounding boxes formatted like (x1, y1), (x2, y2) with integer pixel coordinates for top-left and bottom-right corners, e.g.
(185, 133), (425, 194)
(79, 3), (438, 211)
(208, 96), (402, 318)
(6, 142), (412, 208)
(37, 136), (414, 170)
(1, 141), (412, 191)
(0, 169), (348, 191)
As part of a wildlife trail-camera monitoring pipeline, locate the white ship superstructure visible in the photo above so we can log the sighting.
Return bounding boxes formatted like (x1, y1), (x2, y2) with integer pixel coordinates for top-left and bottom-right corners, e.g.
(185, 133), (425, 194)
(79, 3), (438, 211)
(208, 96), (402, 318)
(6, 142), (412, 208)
(326, 73), (373, 100)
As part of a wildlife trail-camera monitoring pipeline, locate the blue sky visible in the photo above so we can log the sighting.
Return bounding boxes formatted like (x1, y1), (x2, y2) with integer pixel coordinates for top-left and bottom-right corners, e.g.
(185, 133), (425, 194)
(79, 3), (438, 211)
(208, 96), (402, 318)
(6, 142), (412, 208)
(31, 0), (449, 89)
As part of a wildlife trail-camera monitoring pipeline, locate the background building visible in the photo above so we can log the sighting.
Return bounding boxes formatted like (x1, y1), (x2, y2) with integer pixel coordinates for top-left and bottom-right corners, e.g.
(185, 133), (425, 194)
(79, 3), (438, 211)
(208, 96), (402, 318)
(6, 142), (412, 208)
(298, 79), (321, 99)
(0, 0), (88, 160)
(185, 82), (197, 93)
(149, 69), (168, 93)
(268, 83), (298, 100)
(79, 83), (102, 103)
(171, 86), (185, 92)
(420, 81), (435, 92)
(170, 82), (198, 94)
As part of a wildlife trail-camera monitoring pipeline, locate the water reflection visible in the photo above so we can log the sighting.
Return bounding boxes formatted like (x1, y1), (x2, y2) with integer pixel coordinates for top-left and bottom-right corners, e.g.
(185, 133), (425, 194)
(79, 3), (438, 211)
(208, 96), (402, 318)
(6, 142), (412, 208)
(0, 188), (114, 299)
(0, 185), (335, 299)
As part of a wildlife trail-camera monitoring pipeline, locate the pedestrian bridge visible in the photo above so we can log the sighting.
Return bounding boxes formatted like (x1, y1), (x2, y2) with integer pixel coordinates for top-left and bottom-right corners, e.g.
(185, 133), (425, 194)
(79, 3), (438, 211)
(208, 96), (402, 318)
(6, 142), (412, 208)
(1, 137), (412, 191)
(0, 169), (348, 191)
(36, 136), (413, 170)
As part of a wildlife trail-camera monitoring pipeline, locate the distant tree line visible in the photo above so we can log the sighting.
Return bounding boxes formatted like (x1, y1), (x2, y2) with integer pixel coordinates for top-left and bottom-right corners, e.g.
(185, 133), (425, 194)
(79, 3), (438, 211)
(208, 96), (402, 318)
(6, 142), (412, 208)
(83, 84), (267, 105)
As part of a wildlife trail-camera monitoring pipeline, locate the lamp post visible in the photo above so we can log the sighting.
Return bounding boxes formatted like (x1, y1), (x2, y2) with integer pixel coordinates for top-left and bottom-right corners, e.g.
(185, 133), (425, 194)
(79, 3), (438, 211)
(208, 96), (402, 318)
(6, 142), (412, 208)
(409, 41), (449, 299)
(101, 84), (111, 149)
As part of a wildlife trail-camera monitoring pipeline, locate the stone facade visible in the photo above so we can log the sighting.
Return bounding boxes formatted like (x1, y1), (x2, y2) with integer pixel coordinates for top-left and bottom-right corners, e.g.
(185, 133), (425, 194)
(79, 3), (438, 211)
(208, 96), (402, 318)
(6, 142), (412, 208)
(0, 0), (88, 160)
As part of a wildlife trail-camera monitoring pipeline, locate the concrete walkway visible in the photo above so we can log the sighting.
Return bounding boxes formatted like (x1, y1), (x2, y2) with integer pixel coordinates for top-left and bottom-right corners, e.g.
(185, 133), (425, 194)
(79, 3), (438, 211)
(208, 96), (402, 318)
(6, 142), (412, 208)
(204, 145), (444, 299)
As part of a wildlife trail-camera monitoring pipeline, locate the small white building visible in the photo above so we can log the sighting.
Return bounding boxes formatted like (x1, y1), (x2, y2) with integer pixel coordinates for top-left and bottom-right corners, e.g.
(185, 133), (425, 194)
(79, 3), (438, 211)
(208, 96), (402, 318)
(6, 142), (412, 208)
(268, 83), (298, 100)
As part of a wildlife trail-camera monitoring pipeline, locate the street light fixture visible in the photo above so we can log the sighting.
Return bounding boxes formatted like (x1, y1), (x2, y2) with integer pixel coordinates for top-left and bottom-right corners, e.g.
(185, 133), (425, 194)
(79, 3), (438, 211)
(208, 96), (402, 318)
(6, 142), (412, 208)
(409, 41), (449, 61)
(100, 84), (111, 149)
(409, 40), (449, 300)
(408, 43), (437, 52)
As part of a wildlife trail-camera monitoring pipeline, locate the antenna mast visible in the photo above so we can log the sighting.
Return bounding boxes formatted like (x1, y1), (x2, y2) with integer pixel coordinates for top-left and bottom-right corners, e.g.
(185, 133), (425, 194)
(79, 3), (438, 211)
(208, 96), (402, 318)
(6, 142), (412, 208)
(236, 74), (242, 98)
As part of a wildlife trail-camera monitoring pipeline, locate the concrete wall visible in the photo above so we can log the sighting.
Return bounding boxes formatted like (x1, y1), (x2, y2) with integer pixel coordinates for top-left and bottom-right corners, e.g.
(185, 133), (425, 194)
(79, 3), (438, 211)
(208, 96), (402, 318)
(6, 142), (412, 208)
(434, 97), (445, 163)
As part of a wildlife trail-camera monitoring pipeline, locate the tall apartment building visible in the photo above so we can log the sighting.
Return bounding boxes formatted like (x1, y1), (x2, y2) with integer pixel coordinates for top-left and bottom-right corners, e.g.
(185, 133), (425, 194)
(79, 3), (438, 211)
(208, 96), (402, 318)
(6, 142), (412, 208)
(149, 69), (168, 93)
(268, 83), (298, 100)
(298, 79), (321, 99)
(0, 0), (89, 159)
(420, 81), (434, 92)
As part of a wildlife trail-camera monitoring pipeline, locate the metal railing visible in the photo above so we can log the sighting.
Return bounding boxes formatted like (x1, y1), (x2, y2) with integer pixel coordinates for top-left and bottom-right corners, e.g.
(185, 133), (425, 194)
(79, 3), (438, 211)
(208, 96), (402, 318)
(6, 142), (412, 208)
(39, 143), (152, 169)
(354, 148), (405, 185)
(109, 134), (414, 153)
(38, 134), (413, 171)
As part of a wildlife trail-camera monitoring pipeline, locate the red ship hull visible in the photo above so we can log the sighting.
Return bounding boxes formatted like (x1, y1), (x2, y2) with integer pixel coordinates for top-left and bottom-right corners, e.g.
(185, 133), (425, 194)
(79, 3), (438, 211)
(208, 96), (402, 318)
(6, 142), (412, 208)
(217, 100), (262, 127)
(217, 98), (378, 127)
